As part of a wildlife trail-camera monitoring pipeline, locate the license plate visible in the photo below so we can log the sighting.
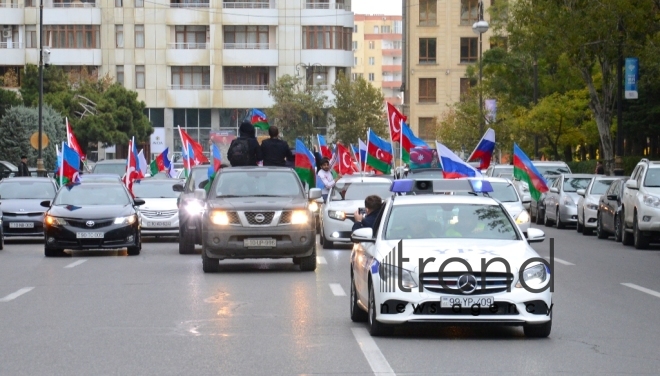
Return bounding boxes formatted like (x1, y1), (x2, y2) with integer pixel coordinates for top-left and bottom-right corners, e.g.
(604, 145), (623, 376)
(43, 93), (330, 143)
(243, 239), (276, 247)
(76, 232), (104, 239)
(148, 221), (171, 227)
(9, 222), (34, 228)
(441, 296), (494, 308)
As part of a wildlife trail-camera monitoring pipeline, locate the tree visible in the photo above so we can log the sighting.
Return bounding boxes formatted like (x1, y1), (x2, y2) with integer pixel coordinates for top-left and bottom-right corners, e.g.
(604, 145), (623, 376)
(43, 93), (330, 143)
(0, 88), (22, 120)
(20, 64), (70, 111)
(330, 73), (386, 144)
(0, 105), (65, 170)
(267, 75), (328, 145)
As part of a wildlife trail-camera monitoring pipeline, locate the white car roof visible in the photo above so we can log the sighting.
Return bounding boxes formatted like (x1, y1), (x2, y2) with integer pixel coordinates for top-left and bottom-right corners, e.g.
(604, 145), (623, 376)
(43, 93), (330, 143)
(336, 176), (392, 184)
(478, 177), (514, 184)
(391, 194), (500, 206)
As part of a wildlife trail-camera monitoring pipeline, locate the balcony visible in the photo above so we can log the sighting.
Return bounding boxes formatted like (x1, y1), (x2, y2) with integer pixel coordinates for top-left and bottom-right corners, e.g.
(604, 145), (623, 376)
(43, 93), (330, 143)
(223, 42), (269, 49)
(221, 7), (277, 25)
(381, 80), (402, 89)
(222, 87), (273, 108)
(222, 48), (277, 66)
(0, 1), (18, 7)
(381, 65), (402, 72)
(0, 43), (25, 65)
(305, 2), (349, 10)
(49, 48), (101, 65)
(222, 0), (273, 8)
(300, 50), (353, 67)
(170, 0), (209, 7)
(382, 49), (402, 56)
(52, 0), (96, 7)
(43, 7), (101, 24)
(0, 8), (23, 24)
(166, 5), (209, 24)
(168, 42), (208, 49)
(166, 48), (210, 65)
(168, 84), (210, 90)
(223, 84), (268, 90)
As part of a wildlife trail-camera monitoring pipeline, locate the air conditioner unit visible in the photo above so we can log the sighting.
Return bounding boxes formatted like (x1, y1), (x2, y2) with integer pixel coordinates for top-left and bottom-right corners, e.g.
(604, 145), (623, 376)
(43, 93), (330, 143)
(2, 30), (11, 38)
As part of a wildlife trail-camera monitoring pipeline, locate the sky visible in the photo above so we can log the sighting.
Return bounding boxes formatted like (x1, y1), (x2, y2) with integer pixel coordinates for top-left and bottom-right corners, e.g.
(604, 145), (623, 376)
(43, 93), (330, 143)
(352, 0), (402, 15)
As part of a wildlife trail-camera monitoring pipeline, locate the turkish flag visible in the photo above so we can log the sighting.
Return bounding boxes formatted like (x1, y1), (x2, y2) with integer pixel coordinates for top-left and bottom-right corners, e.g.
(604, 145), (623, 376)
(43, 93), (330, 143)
(336, 143), (357, 175)
(387, 102), (406, 142)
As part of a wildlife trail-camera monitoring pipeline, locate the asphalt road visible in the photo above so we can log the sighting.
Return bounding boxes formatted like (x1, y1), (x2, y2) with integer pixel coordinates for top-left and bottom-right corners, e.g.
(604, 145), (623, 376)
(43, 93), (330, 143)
(1, 224), (660, 375)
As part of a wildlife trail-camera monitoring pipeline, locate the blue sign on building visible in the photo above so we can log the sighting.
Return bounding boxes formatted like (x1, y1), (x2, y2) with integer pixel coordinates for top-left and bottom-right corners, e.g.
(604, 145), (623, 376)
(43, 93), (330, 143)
(625, 57), (638, 99)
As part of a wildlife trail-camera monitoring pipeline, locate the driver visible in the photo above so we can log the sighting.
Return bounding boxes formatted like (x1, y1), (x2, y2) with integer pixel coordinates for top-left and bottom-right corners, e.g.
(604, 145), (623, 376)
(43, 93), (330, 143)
(388, 206), (438, 239)
(445, 207), (482, 237)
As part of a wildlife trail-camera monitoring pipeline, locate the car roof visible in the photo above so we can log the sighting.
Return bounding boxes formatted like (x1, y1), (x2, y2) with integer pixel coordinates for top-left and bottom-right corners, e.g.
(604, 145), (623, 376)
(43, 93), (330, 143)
(562, 173), (594, 178)
(392, 195), (500, 206)
(593, 176), (623, 180)
(533, 161), (569, 166)
(95, 159), (127, 164)
(336, 176), (392, 184)
(480, 177), (514, 184)
(409, 168), (443, 172)
(2, 177), (54, 182)
(136, 178), (184, 184)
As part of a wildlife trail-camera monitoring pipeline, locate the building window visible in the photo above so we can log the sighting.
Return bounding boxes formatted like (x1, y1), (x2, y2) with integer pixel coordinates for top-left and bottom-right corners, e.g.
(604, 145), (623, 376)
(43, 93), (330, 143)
(418, 117), (435, 140)
(174, 26), (208, 49)
(336, 67), (346, 80)
(116, 65), (124, 85)
(419, 78), (436, 102)
(368, 41), (374, 49)
(170, 0), (210, 7)
(171, 66), (210, 89)
(354, 57), (358, 66)
(143, 108), (165, 128)
(44, 25), (100, 48)
(352, 41), (357, 50)
(419, 0), (437, 26)
(490, 36), (508, 50)
(306, 66), (328, 87)
(25, 0), (36, 6)
(135, 0), (143, 7)
(173, 109), (212, 151)
(373, 26), (379, 33)
(305, 0), (329, 9)
(368, 73), (374, 81)
(352, 73), (358, 80)
(223, 26), (268, 49)
(115, 0), (122, 6)
(25, 26), (37, 48)
(460, 77), (475, 101)
(353, 25), (357, 33)
(135, 25), (144, 48)
(460, 37), (478, 63)
(369, 57), (375, 65)
(460, 0), (479, 25)
(135, 65), (145, 88)
(419, 38), (436, 64)
(115, 25), (123, 48)
(381, 25), (390, 33)
(393, 21), (402, 33)
(223, 66), (269, 89)
(302, 26), (352, 50)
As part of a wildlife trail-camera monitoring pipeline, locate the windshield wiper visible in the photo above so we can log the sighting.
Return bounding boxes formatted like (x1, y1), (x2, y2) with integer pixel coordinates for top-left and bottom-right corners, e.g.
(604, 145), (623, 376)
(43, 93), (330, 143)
(217, 195), (245, 198)
(250, 195), (286, 197)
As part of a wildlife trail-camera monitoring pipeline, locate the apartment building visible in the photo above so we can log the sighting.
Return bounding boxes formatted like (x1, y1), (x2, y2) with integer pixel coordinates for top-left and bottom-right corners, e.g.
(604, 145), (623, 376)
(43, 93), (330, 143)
(0, 0), (353, 159)
(352, 14), (402, 105)
(403, 0), (492, 141)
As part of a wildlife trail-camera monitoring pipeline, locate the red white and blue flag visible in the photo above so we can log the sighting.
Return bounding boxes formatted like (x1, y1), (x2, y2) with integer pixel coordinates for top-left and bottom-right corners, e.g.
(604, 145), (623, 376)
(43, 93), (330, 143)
(468, 128), (496, 170)
(124, 137), (144, 196)
(317, 135), (332, 160)
(436, 141), (482, 179)
(208, 144), (222, 178)
(178, 126), (209, 165)
(59, 141), (81, 185)
(66, 117), (85, 161)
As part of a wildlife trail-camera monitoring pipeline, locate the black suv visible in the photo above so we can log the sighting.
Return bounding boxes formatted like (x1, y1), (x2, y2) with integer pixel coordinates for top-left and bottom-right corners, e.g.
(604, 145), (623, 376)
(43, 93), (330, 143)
(173, 165), (210, 254)
(198, 167), (322, 273)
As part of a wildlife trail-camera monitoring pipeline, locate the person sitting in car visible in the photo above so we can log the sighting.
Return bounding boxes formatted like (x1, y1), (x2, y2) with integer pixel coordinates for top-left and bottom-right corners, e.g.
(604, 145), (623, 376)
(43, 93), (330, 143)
(352, 195), (383, 232)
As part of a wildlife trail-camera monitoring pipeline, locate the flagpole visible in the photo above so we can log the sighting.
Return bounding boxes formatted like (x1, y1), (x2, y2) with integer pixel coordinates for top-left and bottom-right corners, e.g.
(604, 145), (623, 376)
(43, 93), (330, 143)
(399, 124), (403, 179)
(60, 141), (64, 187)
(364, 129), (369, 173)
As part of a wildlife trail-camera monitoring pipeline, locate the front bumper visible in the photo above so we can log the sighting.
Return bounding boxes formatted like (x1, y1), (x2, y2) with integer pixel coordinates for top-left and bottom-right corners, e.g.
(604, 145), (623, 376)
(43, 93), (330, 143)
(636, 205), (660, 232)
(2, 215), (45, 237)
(139, 214), (180, 236)
(583, 206), (599, 228)
(203, 224), (315, 259)
(558, 205), (578, 223)
(44, 223), (140, 250)
(322, 211), (356, 242)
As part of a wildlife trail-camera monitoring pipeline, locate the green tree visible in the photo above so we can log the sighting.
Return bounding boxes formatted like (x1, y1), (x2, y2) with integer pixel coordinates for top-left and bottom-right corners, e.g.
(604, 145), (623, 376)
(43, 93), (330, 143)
(267, 75), (328, 145)
(0, 88), (22, 120)
(0, 105), (65, 170)
(20, 64), (70, 111)
(330, 73), (386, 144)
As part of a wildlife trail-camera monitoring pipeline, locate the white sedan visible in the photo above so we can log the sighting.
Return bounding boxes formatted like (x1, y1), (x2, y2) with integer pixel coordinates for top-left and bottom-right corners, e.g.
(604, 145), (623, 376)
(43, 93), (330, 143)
(577, 176), (618, 235)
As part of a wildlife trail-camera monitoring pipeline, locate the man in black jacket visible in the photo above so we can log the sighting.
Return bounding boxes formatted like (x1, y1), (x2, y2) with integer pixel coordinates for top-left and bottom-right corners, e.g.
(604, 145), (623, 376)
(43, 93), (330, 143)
(260, 126), (294, 167)
(352, 195), (383, 232)
(18, 156), (30, 177)
(227, 121), (263, 166)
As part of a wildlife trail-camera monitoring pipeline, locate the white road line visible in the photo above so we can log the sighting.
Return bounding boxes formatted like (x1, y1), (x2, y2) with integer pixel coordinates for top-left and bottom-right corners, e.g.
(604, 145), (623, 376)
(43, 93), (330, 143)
(317, 256), (327, 264)
(64, 259), (87, 268)
(621, 283), (660, 299)
(544, 256), (575, 266)
(351, 328), (396, 376)
(0, 287), (35, 303)
(329, 283), (346, 296)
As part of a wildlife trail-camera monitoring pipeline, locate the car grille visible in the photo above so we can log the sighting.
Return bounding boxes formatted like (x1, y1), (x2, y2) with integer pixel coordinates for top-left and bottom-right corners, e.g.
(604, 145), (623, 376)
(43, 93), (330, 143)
(420, 272), (514, 295)
(3, 212), (44, 217)
(244, 211), (275, 225)
(279, 211), (292, 224)
(140, 209), (178, 219)
(66, 219), (115, 229)
(227, 212), (241, 225)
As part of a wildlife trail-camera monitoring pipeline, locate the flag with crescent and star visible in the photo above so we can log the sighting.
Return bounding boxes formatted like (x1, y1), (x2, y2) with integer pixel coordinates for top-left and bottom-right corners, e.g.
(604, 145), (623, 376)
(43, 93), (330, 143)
(387, 102), (406, 143)
(335, 143), (356, 175)
(366, 129), (393, 174)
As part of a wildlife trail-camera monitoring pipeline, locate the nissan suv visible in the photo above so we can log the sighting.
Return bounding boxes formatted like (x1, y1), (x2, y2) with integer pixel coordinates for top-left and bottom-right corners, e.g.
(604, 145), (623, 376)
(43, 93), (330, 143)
(198, 167), (321, 273)
(621, 159), (660, 249)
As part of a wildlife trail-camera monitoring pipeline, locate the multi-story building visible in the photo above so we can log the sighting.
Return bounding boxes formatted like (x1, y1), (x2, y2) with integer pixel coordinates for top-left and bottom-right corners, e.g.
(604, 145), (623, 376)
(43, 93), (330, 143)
(402, 0), (492, 141)
(0, 0), (353, 159)
(352, 14), (402, 105)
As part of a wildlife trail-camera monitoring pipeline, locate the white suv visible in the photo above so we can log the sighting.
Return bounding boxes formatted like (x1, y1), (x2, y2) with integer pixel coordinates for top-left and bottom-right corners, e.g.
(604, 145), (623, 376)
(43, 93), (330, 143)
(621, 159), (660, 249)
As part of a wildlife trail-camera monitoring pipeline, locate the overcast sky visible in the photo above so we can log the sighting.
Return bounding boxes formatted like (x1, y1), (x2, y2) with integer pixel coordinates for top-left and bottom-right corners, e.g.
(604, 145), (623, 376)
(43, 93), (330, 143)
(352, 0), (402, 15)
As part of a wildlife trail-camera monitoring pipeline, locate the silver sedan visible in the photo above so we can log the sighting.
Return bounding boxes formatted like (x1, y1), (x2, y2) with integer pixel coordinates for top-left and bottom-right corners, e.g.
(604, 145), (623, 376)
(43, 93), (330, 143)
(132, 179), (184, 238)
(577, 176), (618, 235)
(543, 173), (594, 229)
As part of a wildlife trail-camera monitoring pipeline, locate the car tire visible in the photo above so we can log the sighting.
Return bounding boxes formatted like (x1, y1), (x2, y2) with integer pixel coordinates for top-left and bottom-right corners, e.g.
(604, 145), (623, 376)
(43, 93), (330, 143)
(536, 208), (545, 225)
(127, 246), (140, 256)
(555, 208), (566, 229)
(44, 246), (65, 257)
(596, 213), (609, 239)
(292, 257), (301, 265)
(614, 214), (623, 242)
(321, 228), (334, 249)
(299, 247), (317, 272)
(582, 214), (593, 235)
(367, 280), (393, 337)
(201, 247), (220, 273)
(0, 234), (3, 250)
(576, 216), (583, 233)
(350, 273), (368, 322)
(633, 214), (650, 250)
(544, 209), (553, 227)
(524, 316), (552, 338)
(179, 225), (195, 255)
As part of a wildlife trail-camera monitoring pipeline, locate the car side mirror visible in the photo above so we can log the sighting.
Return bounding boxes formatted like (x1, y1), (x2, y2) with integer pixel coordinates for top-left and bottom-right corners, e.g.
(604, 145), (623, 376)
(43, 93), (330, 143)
(522, 195), (531, 204)
(194, 188), (206, 201)
(172, 183), (184, 192)
(308, 188), (322, 200)
(625, 180), (638, 190)
(351, 227), (375, 243)
(525, 228), (545, 243)
(577, 189), (585, 197)
(133, 198), (146, 206)
(40, 200), (51, 208)
(550, 187), (559, 193)
(606, 194), (618, 201)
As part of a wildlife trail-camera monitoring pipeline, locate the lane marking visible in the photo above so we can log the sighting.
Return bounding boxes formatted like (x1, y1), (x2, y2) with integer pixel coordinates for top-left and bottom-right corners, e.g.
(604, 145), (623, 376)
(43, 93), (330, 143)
(317, 256), (327, 264)
(329, 283), (346, 296)
(544, 256), (575, 265)
(64, 259), (87, 268)
(351, 328), (396, 376)
(0, 287), (35, 302)
(621, 283), (660, 299)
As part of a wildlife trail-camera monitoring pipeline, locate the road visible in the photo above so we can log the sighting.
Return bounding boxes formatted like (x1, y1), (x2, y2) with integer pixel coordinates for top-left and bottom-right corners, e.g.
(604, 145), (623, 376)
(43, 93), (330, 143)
(1, 225), (660, 375)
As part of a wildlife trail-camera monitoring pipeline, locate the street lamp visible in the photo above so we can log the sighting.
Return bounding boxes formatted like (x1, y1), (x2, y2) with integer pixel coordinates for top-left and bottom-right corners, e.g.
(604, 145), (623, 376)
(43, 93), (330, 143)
(295, 63), (324, 83)
(472, 1), (489, 136)
(36, 0), (46, 177)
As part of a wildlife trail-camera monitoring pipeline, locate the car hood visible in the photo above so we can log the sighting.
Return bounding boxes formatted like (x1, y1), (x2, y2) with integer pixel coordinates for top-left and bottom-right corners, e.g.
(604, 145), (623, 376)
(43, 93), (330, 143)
(565, 192), (580, 202)
(375, 238), (541, 274)
(585, 194), (601, 204)
(48, 204), (136, 219)
(501, 202), (525, 217)
(0, 199), (48, 214)
(325, 199), (364, 212)
(643, 187), (660, 195)
(208, 196), (309, 211)
(139, 198), (178, 211)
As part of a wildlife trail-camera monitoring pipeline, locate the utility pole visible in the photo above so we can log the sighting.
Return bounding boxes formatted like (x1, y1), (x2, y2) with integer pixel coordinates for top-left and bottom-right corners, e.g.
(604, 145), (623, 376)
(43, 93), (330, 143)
(533, 56), (539, 159)
(36, 0), (46, 177)
(614, 19), (624, 176)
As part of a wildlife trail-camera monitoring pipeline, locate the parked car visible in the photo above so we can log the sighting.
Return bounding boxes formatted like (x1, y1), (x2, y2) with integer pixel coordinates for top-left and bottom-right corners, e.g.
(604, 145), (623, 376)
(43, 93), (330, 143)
(0, 161), (18, 179)
(543, 173), (594, 228)
(577, 176), (619, 235)
(621, 159), (660, 248)
(530, 175), (559, 225)
(0, 177), (58, 238)
(595, 178), (629, 241)
(91, 159), (127, 177)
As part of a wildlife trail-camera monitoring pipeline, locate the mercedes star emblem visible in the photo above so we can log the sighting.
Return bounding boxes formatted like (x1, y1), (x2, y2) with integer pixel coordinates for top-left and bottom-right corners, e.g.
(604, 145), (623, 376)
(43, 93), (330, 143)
(254, 213), (265, 223)
(86, 220), (95, 227)
(457, 274), (478, 294)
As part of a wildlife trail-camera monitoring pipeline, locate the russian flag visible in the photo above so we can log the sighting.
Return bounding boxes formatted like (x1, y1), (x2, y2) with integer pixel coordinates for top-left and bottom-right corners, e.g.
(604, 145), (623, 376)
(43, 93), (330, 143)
(61, 142), (81, 184)
(317, 135), (332, 159)
(149, 147), (171, 176)
(436, 141), (482, 179)
(358, 139), (367, 168)
(468, 128), (496, 170)
(208, 144), (222, 178)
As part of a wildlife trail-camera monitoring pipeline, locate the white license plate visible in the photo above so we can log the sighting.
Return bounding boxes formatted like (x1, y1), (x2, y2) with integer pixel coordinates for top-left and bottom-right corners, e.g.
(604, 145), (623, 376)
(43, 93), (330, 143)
(9, 222), (34, 228)
(441, 296), (494, 308)
(243, 239), (276, 247)
(148, 221), (171, 227)
(76, 232), (104, 239)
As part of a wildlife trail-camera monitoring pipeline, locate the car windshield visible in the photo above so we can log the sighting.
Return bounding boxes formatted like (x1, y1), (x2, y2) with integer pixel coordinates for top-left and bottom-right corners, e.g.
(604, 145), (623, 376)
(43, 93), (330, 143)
(644, 168), (660, 187)
(330, 182), (391, 201)
(535, 165), (571, 176)
(454, 182), (519, 202)
(214, 171), (302, 197)
(563, 177), (592, 192)
(2, 161), (18, 170)
(493, 166), (513, 176)
(187, 168), (211, 191)
(590, 179), (615, 195)
(384, 203), (519, 240)
(0, 181), (56, 199)
(133, 182), (181, 198)
(93, 163), (126, 176)
(409, 170), (443, 179)
(80, 175), (120, 182)
(54, 185), (131, 206)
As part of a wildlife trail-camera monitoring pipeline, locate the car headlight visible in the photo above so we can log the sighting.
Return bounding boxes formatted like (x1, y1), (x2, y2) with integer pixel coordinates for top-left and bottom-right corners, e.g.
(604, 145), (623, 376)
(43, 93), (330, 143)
(586, 203), (599, 210)
(309, 201), (319, 212)
(45, 215), (67, 226)
(521, 264), (548, 287)
(291, 210), (309, 224)
(643, 194), (660, 208)
(515, 210), (530, 224)
(379, 263), (417, 289)
(114, 215), (137, 225)
(328, 210), (346, 220)
(185, 200), (205, 214)
(563, 195), (575, 206)
(210, 211), (229, 225)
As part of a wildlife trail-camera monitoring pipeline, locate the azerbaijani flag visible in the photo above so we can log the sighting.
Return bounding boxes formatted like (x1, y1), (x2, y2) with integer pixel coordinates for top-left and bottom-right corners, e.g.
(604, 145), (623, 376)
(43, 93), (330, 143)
(60, 141), (81, 186)
(295, 139), (316, 189)
(468, 128), (496, 170)
(513, 143), (549, 201)
(149, 147), (171, 176)
(317, 135), (332, 159)
(436, 141), (482, 179)
(204, 144), (223, 192)
(181, 143), (189, 179)
(250, 109), (270, 131)
(401, 122), (428, 164)
(409, 147), (434, 169)
(366, 129), (393, 174)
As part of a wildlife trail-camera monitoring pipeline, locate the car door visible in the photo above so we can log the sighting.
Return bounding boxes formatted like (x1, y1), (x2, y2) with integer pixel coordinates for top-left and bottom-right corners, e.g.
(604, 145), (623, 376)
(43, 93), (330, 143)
(601, 181), (617, 232)
(623, 165), (641, 226)
(354, 203), (388, 302)
(545, 176), (560, 220)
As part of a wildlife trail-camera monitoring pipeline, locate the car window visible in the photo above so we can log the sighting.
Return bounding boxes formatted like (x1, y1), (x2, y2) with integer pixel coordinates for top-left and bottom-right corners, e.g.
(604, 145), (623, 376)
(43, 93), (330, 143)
(185, 168), (209, 193)
(563, 177), (591, 192)
(133, 182), (182, 198)
(54, 185), (131, 206)
(643, 168), (660, 187)
(534, 165), (571, 176)
(408, 170), (444, 178)
(493, 166), (513, 176)
(637, 166), (646, 186)
(213, 171), (302, 198)
(590, 179), (614, 195)
(0, 181), (56, 199)
(630, 166), (640, 181)
(93, 163), (125, 176)
(605, 181), (617, 196)
(455, 181), (519, 202)
(384, 203), (519, 240)
(330, 182), (391, 201)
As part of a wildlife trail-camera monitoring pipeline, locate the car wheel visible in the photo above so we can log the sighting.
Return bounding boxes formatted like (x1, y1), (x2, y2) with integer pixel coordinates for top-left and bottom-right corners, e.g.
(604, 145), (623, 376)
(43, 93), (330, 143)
(350, 273), (368, 322)
(367, 280), (393, 336)
(0, 234), (3, 250)
(576, 215), (583, 233)
(536, 208), (545, 225)
(556, 208), (566, 229)
(44, 246), (65, 257)
(299, 247), (317, 272)
(292, 257), (301, 265)
(582, 214), (593, 235)
(596, 213), (608, 239)
(544, 209), (553, 227)
(633, 214), (650, 250)
(127, 246), (140, 256)
(524, 315), (552, 338)
(179, 225), (195, 255)
(621, 208), (634, 246)
(201, 247), (220, 273)
(321, 227), (334, 249)
(614, 214), (623, 242)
